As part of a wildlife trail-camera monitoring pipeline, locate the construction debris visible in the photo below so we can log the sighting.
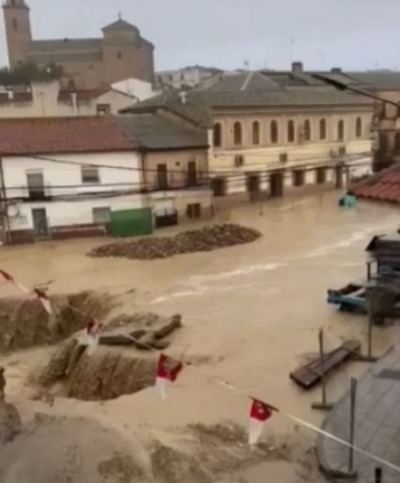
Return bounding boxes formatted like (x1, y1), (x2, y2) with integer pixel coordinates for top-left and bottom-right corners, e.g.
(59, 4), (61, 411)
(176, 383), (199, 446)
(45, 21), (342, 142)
(88, 224), (262, 260)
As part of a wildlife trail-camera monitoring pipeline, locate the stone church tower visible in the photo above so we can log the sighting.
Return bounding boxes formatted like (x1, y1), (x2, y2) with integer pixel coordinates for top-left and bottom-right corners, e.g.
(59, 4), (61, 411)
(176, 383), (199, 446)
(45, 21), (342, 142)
(3, 0), (32, 67)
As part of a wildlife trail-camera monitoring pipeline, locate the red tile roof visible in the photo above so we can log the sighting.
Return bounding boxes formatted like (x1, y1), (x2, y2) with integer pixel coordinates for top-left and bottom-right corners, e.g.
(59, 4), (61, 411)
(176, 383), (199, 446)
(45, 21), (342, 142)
(0, 117), (134, 156)
(351, 164), (400, 203)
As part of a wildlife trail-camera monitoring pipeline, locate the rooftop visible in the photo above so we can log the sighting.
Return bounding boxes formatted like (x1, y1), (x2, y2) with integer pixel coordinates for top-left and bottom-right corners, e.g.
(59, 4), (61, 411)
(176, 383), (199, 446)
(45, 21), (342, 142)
(351, 164), (400, 203)
(117, 113), (208, 151)
(0, 117), (133, 156)
(125, 70), (374, 127)
(0, 114), (208, 156)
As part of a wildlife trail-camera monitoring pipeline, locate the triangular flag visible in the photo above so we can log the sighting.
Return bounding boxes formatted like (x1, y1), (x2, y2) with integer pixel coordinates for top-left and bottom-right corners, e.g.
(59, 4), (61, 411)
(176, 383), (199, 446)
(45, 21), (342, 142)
(85, 319), (102, 355)
(249, 399), (274, 445)
(156, 354), (183, 400)
(33, 288), (53, 315)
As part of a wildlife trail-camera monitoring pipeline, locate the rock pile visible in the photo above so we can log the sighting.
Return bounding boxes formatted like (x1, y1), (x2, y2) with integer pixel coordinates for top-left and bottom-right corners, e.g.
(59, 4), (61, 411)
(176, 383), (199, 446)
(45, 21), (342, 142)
(89, 224), (261, 260)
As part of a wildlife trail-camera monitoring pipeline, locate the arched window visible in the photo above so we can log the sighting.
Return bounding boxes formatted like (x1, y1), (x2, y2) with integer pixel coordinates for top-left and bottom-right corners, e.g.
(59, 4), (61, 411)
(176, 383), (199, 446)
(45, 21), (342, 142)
(338, 120), (345, 141)
(304, 119), (311, 141)
(213, 123), (222, 147)
(12, 18), (18, 31)
(319, 119), (327, 140)
(252, 121), (260, 145)
(287, 120), (295, 143)
(233, 122), (242, 145)
(270, 120), (278, 143)
(356, 117), (362, 138)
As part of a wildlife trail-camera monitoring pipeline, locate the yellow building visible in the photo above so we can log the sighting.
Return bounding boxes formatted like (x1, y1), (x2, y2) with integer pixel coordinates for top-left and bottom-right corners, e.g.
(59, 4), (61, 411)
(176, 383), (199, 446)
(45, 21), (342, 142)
(124, 63), (374, 198)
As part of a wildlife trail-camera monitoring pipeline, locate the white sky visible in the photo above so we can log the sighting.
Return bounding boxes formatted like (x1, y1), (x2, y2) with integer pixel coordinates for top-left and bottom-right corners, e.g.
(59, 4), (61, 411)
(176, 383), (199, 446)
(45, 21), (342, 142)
(1, 0), (399, 72)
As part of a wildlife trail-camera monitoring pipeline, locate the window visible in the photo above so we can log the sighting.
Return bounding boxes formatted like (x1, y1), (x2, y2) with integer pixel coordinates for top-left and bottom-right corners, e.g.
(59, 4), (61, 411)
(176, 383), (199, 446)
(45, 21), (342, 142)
(395, 132), (400, 151)
(233, 122), (242, 145)
(92, 207), (111, 224)
(187, 160), (197, 187)
(279, 153), (288, 163)
(293, 170), (305, 187)
(27, 170), (45, 200)
(89, 64), (94, 71)
(356, 117), (362, 138)
(304, 119), (311, 141)
(319, 119), (327, 140)
(117, 51), (123, 59)
(96, 103), (111, 115)
(252, 121), (260, 145)
(316, 167), (327, 184)
(157, 163), (168, 190)
(288, 120), (295, 143)
(234, 154), (244, 167)
(338, 120), (345, 141)
(213, 123), (222, 147)
(12, 18), (17, 31)
(81, 166), (100, 184)
(187, 203), (201, 219)
(270, 120), (278, 143)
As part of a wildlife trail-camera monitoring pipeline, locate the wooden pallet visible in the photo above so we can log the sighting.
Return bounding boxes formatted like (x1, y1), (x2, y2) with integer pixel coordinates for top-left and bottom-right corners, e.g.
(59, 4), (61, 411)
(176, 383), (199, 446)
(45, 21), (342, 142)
(290, 340), (361, 389)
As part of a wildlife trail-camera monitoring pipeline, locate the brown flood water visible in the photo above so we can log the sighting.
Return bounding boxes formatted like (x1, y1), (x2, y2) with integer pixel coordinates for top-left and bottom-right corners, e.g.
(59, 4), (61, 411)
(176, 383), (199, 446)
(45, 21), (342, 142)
(1, 190), (400, 470)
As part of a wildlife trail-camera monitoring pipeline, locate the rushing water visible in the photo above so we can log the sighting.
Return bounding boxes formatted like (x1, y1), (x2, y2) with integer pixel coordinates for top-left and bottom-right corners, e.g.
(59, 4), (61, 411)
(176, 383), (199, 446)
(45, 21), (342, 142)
(2, 189), (400, 436)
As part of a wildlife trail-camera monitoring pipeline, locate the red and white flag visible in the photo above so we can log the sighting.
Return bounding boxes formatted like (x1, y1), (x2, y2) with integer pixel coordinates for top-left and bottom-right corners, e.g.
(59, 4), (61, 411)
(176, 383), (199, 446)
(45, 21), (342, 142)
(33, 288), (53, 315)
(248, 399), (274, 445)
(85, 319), (102, 355)
(156, 354), (183, 400)
(0, 269), (29, 294)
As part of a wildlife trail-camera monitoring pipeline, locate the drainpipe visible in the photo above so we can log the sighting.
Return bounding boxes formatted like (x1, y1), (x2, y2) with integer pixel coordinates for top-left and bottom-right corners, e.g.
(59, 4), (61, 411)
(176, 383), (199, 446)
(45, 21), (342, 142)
(0, 157), (10, 245)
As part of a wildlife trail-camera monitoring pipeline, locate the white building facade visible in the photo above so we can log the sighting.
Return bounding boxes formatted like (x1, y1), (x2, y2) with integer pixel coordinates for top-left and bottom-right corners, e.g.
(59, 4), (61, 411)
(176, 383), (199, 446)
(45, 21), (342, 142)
(2, 152), (144, 243)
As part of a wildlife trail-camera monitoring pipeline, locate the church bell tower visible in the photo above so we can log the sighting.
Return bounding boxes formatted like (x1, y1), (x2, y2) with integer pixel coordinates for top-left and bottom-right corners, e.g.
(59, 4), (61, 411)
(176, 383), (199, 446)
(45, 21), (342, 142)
(3, 0), (31, 67)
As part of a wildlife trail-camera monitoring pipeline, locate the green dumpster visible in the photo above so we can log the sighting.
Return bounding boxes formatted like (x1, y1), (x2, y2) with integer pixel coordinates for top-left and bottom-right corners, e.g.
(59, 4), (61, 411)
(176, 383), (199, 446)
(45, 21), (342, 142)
(111, 208), (153, 237)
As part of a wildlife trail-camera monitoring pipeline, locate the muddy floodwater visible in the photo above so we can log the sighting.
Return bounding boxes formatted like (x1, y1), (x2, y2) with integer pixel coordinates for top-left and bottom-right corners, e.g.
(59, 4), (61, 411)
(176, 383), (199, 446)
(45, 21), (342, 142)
(1, 190), (400, 480)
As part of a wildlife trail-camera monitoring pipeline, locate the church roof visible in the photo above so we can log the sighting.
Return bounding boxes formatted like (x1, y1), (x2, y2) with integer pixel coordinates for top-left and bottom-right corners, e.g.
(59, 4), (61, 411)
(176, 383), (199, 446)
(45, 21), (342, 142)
(102, 18), (138, 32)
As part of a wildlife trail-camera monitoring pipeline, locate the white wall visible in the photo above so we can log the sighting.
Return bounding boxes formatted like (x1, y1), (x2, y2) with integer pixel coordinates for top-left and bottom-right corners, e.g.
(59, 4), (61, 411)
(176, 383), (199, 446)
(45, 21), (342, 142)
(112, 78), (159, 102)
(3, 151), (144, 231)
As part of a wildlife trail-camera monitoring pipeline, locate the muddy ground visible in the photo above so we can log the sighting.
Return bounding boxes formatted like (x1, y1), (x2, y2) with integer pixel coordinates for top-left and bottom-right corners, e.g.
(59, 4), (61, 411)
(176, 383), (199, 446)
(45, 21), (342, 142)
(1, 191), (399, 482)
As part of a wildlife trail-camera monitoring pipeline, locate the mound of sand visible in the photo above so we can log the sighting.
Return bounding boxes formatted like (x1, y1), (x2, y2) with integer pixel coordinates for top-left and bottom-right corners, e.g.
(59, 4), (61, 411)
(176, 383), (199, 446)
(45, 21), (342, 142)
(0, 414), (147, 483)
(88, 224), (261, 260)
(0, 291), (112, 352)
(0, 402), (21, 445)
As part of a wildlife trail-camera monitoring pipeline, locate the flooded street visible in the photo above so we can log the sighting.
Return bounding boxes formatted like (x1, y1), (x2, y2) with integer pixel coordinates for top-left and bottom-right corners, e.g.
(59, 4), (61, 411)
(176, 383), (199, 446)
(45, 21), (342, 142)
(1, 190), (400, 481)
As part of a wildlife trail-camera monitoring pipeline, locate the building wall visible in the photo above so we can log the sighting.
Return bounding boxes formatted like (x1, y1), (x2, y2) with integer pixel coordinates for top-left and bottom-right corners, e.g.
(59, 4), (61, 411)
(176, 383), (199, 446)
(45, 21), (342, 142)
(0, 81), (136, 118)
(210, 107), (373, 195)
(142, 149), (209, 190)
(2, 151), (144, 242)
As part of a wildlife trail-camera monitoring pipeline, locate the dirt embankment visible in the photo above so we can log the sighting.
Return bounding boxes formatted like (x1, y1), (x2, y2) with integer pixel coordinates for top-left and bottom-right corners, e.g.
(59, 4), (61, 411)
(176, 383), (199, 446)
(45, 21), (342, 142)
(0, 291), (112, 352)
(88, 224), (261, 260)
(0, 409), (317, 483)
(37, 312), (182, 401)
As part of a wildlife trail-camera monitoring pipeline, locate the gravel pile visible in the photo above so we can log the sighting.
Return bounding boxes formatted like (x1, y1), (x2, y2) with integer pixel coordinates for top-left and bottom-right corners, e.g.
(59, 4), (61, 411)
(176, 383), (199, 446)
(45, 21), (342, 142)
(89, 224), (261, 260)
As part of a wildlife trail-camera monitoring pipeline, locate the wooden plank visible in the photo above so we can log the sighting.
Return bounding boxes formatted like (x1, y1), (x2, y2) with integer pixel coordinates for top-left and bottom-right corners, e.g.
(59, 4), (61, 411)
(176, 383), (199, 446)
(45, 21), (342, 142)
(290, 340), (361, 389)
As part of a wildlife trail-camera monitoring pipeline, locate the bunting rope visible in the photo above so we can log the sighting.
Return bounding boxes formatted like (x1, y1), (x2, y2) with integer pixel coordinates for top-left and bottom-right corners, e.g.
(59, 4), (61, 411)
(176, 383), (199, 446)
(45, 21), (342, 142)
(1, 268), (400, 474)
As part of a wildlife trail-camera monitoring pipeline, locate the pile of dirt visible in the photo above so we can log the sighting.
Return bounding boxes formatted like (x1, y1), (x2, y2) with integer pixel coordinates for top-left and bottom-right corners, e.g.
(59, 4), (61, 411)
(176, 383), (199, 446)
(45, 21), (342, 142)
(38, 338), (157, 401)
(150, 442), (212, 483)
(88, 224), (261, 260)
(0, 402), (21, 445)
(67, 351), (157, 401)
(0, 414), (147, 483)
(0, 291), (112, 352)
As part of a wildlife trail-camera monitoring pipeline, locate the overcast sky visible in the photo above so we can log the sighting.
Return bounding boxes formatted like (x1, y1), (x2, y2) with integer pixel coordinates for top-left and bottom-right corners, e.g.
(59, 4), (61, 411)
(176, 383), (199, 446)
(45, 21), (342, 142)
(0, 0), (399, 72)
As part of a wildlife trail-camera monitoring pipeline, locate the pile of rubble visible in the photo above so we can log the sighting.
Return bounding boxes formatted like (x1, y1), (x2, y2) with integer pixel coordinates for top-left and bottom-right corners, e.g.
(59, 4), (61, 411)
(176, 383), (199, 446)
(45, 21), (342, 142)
(89, 224), (261, 260)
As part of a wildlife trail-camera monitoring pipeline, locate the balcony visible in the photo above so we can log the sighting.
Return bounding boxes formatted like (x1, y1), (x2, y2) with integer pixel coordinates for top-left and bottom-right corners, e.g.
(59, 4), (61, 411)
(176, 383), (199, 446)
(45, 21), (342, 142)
(22, 184), (52, 201)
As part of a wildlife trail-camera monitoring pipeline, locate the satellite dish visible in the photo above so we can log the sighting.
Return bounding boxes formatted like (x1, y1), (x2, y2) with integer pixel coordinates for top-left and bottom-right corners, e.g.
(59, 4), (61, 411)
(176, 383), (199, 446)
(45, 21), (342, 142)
(7, 203), (19, 218)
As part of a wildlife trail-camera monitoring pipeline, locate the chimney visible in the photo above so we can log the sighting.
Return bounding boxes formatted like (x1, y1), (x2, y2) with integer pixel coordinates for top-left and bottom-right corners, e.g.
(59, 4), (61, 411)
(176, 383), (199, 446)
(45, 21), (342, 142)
(291, 62), (303, 73)
(331, 67), (342, 74)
